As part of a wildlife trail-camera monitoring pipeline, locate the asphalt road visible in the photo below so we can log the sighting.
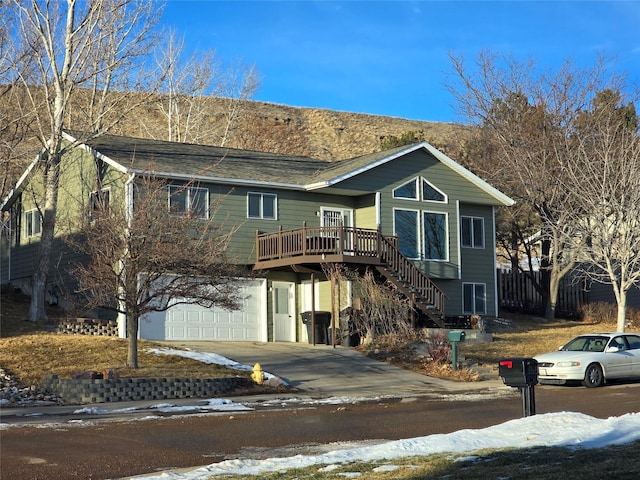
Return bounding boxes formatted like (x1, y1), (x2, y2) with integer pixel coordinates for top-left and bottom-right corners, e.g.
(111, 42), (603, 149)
(3, 381), (640, 480)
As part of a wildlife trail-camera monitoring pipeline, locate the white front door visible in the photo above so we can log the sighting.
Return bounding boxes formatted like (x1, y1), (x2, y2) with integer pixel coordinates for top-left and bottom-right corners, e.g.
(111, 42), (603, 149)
(273, 281), (295, 341)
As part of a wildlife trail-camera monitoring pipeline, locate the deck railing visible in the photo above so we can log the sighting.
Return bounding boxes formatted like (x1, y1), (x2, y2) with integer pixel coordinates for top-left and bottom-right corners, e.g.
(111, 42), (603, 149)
(256, 225), (445, 319)
(256, 225), (384, 261)
(378, 236), (445, 314)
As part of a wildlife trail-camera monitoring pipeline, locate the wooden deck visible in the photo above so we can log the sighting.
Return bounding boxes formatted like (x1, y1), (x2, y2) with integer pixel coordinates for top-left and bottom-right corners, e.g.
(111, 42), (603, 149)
(255, 225), (446, 325)
(254, 225), (388, 269)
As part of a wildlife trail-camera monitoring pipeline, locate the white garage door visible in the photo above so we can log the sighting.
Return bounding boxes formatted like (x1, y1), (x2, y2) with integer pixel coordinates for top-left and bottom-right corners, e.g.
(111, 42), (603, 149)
(139, 279), (266, 341)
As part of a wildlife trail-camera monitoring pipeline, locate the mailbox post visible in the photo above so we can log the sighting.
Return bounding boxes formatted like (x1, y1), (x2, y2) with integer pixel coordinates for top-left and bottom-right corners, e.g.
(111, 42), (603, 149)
(498, 357), (538, 417)
(447, 330), (466, 371)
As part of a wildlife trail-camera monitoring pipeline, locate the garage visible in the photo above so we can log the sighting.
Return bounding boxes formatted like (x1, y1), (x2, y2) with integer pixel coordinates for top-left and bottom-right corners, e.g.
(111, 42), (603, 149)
(139, 279), (267, 341)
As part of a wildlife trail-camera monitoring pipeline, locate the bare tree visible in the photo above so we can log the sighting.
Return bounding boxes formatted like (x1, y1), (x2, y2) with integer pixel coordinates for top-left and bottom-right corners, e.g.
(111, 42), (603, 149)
(146, 29), (219, 143)
(65, 170), (247, 368)
(216, 63), (260, 147)
(563, 90), (640, 331)
(7, 0), (161, 321)
(139, 32), (260, 148)
(446, 52), (616, 318)
(351, 269), (412, 344)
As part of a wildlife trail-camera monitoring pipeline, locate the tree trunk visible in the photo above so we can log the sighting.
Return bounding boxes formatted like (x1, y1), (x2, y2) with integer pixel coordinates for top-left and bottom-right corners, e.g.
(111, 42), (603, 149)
(540, 236), (554, 319)
(126, 314), (139, 369)
(616, 291), (627, 333)
(549, 270), (561, 320)
(28, 158), (61, 322)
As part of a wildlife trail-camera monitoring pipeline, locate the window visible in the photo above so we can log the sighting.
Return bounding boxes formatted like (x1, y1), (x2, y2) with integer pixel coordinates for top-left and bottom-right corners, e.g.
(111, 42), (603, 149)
(89, 189), (110, 221)
(422, 179), (446, 202)
(463, 283), (486, 314)
(168, 185), (208, 219)
(248, 192), (277, 220)
(393, 178), (418, 200)
(461, 216), (485, 248)
(394, 208), (448, 261)
(423, 212), (447, 260)
(25, 209), (42, 237)
(394, 209), (419, 259)
(393, 177), (446, 203)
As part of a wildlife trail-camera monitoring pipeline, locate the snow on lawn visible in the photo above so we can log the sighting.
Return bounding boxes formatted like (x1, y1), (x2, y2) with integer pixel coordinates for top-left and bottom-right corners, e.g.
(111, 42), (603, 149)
(132, 411), (640, 479)
(147, 347), (286, 384)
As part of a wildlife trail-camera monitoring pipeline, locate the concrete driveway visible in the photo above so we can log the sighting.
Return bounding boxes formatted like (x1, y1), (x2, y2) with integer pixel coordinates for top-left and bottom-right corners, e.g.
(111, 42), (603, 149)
(163, 341), (503, 399)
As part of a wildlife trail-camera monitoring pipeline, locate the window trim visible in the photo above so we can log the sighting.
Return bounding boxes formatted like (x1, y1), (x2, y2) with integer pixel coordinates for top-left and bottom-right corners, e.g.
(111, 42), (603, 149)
(421, 178), (447, 203)
(463, 282), (487, 314)
(25, 208), (42, 238)
(247, 192), (277, 220)
(393, 207), (420, 260)
(461, 215), (485, 249)
(393, 207), (449, 261)
(167, 185), (209, 219)
(393, 178), (419, 201)
(422, 210), (449, 261)
(392, 176), (447, 203)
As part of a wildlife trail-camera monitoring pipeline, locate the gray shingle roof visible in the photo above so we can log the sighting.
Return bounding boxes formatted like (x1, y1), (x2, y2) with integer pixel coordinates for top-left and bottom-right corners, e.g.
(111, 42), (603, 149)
(85, 134), (330, 185)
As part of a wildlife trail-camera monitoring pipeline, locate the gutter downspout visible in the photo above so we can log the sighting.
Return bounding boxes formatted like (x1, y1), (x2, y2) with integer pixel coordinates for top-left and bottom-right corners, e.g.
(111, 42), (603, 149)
(117, 173), (135, 338)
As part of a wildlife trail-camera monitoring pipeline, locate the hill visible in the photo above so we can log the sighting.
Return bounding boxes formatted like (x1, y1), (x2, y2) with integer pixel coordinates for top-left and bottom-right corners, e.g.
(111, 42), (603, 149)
(1, 93), (475, 201)
(212, 99), (472, 160)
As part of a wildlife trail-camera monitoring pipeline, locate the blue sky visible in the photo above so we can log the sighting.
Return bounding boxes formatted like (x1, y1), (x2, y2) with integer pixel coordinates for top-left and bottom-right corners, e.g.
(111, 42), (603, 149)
(162, 1), (640, 123)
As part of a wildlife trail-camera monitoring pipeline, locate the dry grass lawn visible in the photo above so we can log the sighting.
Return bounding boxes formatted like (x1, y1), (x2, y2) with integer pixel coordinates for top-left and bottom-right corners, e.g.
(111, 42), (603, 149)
(0, 293), (251, 386)
(0, 291), (633, 388)
(459, 313), (624, 367)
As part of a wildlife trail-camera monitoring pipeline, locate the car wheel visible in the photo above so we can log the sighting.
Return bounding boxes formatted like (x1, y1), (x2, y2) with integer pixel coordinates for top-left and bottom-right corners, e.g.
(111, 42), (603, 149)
(583, 363), (604, 388)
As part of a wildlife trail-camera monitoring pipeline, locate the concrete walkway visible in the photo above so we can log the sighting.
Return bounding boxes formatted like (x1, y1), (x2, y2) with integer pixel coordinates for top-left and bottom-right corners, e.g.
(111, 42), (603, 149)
(164, 341), (504, 399)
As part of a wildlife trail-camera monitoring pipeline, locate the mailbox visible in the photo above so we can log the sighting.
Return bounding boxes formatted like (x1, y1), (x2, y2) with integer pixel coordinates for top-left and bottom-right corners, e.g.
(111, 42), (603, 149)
(498, 357), (538, 387)
(447, 330), (466, 343)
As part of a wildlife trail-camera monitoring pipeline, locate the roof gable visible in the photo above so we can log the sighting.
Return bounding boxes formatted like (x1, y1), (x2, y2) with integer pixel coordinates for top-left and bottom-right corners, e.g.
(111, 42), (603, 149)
(308, 142), (514, 206)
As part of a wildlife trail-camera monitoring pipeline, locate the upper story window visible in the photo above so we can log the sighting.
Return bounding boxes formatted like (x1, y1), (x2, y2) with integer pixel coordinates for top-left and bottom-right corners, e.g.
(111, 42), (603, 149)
(168, 185), (208, 219)
(248, 192), (277, 220)
(394, 208), (448, 261)
(393, 177), (446, 203)
(461, 216), (485, 248)
(25, 209), (42, 238)
(89, 189), (110, 221)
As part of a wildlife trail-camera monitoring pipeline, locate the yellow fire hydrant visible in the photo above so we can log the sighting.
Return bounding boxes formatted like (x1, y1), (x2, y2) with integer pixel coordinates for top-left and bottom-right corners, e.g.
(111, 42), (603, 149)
(251, 363), (264, 385)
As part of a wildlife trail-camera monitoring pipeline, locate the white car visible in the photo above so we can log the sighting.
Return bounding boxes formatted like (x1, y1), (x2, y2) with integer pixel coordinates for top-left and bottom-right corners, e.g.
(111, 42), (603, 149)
(535, 332), (640, 387)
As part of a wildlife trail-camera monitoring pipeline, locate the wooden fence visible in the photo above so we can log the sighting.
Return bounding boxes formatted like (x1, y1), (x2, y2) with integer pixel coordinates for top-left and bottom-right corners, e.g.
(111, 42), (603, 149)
(497, 269), (588, 317)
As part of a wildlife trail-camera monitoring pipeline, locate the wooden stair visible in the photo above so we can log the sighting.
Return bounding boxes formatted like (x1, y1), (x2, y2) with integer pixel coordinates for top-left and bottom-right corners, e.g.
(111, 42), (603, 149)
(375, 235), (445, 327)
(255, 225), (445, 326)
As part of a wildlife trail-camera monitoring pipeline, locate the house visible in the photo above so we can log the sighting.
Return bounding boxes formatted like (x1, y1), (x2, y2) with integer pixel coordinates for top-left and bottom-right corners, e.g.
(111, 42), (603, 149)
(0, 132), (514, 343)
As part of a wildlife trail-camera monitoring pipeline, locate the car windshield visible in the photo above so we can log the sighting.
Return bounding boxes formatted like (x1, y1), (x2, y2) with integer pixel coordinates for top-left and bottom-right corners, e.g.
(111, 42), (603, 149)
(562, 336), (609, 352)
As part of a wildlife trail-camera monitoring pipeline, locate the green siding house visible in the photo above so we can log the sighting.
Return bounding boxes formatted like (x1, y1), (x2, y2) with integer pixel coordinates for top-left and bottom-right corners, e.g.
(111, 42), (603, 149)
(1, 132), (513, 343)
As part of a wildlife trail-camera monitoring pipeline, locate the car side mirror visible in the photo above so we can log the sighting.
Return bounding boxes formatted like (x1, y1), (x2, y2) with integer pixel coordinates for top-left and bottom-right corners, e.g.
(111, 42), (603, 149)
(606, 346), (619, 353)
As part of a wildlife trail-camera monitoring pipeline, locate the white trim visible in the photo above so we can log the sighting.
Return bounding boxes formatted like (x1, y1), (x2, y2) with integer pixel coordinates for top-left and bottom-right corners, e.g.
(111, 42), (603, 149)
(462, 282), (487, 315)
(247, 191), (278, 220)
(492, 206), (499, 316)
(456, 201), (462, 279)
(460, 215), (486, 249)
(422, 209), (449, 262)
(393, 207), (420, 260)
(375, 191), (381, 226)
(168, 184), (210, 219)
(24, 208), (42, 238)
